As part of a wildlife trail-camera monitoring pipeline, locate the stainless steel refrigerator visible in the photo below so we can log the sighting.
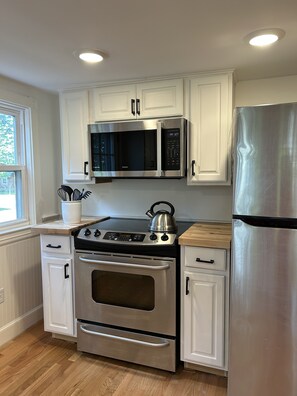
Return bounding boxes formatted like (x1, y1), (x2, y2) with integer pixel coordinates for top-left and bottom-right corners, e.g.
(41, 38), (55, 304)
(229, 102), (297, 396)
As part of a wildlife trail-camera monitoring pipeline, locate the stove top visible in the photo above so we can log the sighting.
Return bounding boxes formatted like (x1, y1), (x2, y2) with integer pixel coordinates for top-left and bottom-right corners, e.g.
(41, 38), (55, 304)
(74, 217), (194, 256)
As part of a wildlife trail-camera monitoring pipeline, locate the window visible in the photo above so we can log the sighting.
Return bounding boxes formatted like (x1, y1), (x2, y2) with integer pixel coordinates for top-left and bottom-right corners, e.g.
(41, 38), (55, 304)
(0, 101), (34, 232)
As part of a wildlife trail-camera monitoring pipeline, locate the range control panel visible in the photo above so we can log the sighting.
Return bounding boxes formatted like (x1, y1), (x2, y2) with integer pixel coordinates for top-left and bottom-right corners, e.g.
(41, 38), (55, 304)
(76, 227), (177, 246)
(103, 232), (145, 243)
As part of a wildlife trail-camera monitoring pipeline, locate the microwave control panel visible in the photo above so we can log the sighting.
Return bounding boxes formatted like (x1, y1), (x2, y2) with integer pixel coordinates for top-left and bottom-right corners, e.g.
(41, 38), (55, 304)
(163, 129), (180, 170)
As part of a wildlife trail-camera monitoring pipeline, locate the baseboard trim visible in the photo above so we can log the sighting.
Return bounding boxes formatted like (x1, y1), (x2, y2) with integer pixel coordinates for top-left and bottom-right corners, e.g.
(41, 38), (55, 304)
(183, 362), (228, 377)
(0, 304), (43, 347)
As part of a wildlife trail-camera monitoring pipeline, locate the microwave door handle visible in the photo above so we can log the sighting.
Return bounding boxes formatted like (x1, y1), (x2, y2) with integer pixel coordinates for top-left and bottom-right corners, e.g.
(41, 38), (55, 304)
(157, 121), (162, 177)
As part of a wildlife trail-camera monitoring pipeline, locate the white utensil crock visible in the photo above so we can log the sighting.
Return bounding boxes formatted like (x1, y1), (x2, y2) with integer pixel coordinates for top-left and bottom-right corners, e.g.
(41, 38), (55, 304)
(61, 201), (82, 225)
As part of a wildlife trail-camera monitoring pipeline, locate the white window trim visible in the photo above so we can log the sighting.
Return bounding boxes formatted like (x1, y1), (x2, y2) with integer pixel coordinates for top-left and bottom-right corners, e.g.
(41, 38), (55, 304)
(0, 92), (36, 237)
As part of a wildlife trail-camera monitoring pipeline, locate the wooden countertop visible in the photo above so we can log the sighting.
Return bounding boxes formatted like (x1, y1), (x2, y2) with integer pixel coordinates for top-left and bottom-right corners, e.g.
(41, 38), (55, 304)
(32, 216), (109, 235)
(178, 222), (232, 249)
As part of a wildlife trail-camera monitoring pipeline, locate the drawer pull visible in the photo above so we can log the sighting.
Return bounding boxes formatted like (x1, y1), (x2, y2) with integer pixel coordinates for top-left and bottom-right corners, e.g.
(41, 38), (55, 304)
(46, 244), (62, 249)
(196, 258), (215, 264)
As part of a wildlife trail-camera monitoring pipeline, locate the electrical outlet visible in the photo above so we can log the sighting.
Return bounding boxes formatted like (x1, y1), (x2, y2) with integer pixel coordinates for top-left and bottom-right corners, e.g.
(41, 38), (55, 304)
(0, 288), (4, 304)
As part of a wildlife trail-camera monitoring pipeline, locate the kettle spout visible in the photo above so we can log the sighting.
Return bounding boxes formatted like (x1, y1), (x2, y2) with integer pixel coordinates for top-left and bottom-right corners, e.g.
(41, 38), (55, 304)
(145, 209), (154, 219)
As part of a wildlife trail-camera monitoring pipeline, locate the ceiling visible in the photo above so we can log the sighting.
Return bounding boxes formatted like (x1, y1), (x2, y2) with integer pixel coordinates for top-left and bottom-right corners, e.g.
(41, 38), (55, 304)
(1, 0), (297, 92)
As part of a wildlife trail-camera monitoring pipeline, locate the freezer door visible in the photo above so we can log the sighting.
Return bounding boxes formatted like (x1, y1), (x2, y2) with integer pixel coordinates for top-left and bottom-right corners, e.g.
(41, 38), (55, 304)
(233, 103), (297, 218)
(228, 219), (297, 396)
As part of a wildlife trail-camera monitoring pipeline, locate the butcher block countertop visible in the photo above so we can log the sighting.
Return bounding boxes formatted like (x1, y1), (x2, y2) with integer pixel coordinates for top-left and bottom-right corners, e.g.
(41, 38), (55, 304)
(179, 222), (232, 249)
(32, 216), (109, 235)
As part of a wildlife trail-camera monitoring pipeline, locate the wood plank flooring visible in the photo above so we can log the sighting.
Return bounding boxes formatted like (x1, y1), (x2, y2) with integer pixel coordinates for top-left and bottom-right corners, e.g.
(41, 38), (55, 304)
(0, 322), (227, 395)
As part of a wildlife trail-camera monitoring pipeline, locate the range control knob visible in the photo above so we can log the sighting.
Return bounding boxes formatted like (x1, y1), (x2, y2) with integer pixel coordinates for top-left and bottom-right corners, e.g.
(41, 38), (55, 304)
(84, 228), (91, 236)
(94, 229), (101, 237)
(161, 233), (169, 241)
(150, 233), (158, 241)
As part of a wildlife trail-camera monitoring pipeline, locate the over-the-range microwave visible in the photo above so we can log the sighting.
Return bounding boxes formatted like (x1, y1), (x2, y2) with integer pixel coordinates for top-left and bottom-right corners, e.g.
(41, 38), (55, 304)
(88, 117), (187, 178)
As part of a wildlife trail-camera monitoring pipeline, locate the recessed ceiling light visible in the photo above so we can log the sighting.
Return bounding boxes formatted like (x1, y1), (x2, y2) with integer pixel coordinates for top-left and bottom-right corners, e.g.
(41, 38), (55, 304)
(74, 49), (105, 63)
(245, 28), (285, 47)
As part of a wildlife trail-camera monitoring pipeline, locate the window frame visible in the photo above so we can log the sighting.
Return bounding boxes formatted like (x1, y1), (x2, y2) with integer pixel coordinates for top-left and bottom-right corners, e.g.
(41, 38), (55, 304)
(0, 99), (35, 234)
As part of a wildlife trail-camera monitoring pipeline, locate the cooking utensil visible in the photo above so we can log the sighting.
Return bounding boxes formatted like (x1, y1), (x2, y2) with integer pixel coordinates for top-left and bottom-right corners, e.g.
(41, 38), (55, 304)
(61, 185), (73, 201)
(57, 187), (68, 201)
(73, 188), (81, 201)
(79, 188), (85, 200)
(146, 201), (177, 233)
(81, 190), (92, 199)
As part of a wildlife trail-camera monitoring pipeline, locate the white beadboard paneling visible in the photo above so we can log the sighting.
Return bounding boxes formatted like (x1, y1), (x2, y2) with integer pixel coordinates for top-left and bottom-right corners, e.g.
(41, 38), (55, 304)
(0, 235), (42, 337)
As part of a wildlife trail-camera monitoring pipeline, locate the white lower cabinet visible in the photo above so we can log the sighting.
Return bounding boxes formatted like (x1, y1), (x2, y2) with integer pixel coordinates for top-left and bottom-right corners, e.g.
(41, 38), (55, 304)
(181, 245), (229, 371)
(183, 271), (225, 367)
(40, 235), (76, 337)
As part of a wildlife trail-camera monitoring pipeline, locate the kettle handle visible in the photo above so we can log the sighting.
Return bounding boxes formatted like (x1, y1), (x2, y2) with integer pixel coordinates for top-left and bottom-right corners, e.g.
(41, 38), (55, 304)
(149, 201), (175, 216)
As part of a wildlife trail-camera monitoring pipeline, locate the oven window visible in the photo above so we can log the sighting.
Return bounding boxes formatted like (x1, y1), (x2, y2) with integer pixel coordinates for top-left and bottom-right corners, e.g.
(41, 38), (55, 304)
(91, 270), (155, 310)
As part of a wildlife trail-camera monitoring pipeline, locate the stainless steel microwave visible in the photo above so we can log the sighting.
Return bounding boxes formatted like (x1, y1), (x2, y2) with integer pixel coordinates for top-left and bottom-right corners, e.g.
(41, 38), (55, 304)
(88, 117), (187, 178)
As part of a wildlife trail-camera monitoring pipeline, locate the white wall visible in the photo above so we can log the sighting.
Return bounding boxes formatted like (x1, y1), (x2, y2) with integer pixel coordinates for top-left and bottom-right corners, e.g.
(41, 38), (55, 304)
(0, 76), (60, 346)
(80, 179), (232, 222)
(0, 75), (61, 221)
(235, 75), (297, 107)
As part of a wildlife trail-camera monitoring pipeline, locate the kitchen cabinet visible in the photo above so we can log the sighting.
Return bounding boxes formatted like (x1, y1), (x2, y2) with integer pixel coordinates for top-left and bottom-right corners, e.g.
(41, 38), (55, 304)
(60, 90), (92, 183)
(90, 79), (184, 121)
(180, 242), (230, 371)
(40, 234), (76, 337)
(187, 72), (233, 185)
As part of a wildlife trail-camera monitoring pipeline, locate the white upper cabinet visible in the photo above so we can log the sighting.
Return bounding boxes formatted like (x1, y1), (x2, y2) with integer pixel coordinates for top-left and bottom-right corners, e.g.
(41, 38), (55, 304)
(60, 90), (92, 183)
(91, 84), (136, 122)
(91, 79), (184, 122)
(187, 72), (233, 185)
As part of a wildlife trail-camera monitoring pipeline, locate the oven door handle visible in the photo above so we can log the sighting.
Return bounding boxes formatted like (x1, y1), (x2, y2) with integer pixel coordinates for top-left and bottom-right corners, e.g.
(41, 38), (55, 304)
(80, 325), (170, 348)
(78, 256), (170, 271)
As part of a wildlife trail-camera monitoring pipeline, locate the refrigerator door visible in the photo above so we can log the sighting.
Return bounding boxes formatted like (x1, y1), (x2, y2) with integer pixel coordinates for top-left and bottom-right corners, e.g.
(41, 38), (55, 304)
(233, 103), (297, 218)
(229, 219), (297, 396)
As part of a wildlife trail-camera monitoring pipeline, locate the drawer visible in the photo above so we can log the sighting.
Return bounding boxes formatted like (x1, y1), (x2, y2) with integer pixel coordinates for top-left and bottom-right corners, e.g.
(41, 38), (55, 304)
(184, 246), (226, 271)
(41, 235), (71, 255)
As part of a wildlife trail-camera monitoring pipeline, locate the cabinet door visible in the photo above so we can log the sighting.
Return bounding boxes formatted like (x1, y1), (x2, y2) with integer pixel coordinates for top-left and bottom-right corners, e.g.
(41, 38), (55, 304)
(91, 84), (137, 121)
(188, 73), (232, 184)
(137, 79), (184, 119)
(60, 90), (91, 182)
(183, 271), (225, 368)
(41, 256), (75, 336)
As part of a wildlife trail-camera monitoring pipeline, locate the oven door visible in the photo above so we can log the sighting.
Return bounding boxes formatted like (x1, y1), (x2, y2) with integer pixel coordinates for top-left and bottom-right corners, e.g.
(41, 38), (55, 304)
(75, 250), (176, 336)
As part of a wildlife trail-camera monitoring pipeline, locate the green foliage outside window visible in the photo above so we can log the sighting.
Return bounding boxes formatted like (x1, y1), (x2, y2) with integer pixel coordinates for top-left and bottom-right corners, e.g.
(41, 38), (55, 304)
(0, 113), (16, 193)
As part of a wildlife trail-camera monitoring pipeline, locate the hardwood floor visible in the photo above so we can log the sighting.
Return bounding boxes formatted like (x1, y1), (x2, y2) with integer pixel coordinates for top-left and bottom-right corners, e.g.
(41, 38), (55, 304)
(0, 322), (227, 395)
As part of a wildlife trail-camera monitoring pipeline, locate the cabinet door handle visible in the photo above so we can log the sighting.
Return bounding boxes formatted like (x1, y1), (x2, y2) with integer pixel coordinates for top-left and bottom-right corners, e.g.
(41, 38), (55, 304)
(46, 244), (62, 249)
(186, 276), (190, 295)
(64, 263), (70, 279)
(196, 258), (215, 264)
(136, 99), (140, 115)
(191, 160), (195, 176)
(84, 161), (89, 175)
(131, 99), (136, 115)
